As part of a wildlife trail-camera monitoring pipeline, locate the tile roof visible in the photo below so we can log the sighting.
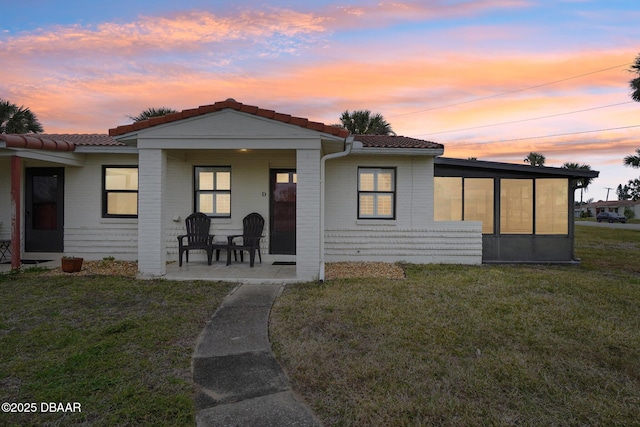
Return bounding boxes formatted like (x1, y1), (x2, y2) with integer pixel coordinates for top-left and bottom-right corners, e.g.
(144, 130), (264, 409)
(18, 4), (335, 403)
(108, 98), (351, 138)
(0, 133), (122, 151)
(2, 102), (447, 152)
(1, 133), (76, 151)
(354, 134), (444, 150)
(41, 134), (122, 146)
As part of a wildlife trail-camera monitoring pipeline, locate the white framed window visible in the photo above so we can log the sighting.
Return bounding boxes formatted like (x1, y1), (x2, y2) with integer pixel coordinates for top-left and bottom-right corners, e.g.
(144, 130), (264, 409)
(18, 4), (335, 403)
(195, 166), (231, 217)
(103, 166), (138, 218)
(358, 167), (396, 219)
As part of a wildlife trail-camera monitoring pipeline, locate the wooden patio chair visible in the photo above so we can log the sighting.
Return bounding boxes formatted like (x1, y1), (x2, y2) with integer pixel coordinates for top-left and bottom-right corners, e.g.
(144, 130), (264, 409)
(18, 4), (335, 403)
(227, 213), (265, 267)
(177, 212), (215, 266)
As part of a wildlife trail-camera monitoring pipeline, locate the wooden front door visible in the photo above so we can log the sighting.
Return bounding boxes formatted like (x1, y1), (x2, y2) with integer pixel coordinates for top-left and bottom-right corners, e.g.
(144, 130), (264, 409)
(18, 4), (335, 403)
(25, 168), (64, 252)
(270, 169), (296, 255)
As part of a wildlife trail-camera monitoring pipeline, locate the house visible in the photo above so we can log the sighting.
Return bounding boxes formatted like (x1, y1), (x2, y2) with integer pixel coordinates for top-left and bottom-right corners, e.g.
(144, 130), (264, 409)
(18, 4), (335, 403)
(0, 99), (598, 279)
(580, 200), (640, 218)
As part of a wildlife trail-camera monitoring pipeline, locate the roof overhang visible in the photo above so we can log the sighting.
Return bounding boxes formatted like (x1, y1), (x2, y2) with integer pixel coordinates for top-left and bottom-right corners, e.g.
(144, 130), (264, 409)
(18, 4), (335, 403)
(0, 146), (85, 166)
(0, 134), (75, 151)
(74, 146), (139, 154)
(435, 157), (600, 179)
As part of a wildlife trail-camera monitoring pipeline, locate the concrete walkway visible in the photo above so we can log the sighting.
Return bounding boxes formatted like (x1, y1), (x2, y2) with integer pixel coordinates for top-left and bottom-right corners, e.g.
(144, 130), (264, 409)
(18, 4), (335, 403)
(192, 283), (321, 427)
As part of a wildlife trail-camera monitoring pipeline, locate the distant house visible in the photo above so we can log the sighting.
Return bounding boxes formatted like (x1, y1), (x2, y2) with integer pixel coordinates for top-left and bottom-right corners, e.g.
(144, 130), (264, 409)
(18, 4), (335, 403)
(0, 99), (599, 279)
(581, 200), (640, 218)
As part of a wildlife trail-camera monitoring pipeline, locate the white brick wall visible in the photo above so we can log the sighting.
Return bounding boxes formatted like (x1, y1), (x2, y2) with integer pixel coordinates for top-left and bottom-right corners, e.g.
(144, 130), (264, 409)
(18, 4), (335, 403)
(296, 149), (321, 280)
(63, 154), (138, 260)
(138, 149), (166, 276)
(324, 155), (482, 265)
(325, 222), (482, 264)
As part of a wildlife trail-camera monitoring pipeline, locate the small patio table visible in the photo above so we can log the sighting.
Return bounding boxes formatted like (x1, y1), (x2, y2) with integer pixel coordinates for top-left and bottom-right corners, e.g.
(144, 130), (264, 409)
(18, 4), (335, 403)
(210, 239), (235, 265)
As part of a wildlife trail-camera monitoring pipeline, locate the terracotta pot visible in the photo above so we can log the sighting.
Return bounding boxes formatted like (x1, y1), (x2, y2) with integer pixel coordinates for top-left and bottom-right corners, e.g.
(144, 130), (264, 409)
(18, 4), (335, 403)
(61, 257), (83, 273)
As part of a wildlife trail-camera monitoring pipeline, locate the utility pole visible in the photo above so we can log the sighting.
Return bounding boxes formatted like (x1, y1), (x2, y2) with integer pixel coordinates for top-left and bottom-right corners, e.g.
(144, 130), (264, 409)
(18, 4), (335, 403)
(605, 187), (613, 201)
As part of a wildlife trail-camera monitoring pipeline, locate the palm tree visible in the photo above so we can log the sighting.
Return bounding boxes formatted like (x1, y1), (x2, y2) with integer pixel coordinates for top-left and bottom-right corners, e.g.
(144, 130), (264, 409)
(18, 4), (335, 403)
(562, 162), (593, 204)
(524, 152), (545, 167)
(630, 53), (640, 102)
(128, 107), (178, 122)
(0, 98), (44, 134)
(623, 148), (640, 168)
(338, 110), (393, 135)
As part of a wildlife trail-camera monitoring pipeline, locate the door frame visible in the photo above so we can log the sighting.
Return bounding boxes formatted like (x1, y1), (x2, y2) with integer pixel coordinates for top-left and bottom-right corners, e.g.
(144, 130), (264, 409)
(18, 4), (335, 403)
(24, 167), (65, 253)
(269, 169), (296, 255)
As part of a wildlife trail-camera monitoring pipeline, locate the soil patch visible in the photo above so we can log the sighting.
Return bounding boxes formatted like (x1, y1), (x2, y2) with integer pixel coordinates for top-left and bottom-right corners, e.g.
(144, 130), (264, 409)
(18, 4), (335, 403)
(44, 260), (138, 278)
(325, 262), (405, 280)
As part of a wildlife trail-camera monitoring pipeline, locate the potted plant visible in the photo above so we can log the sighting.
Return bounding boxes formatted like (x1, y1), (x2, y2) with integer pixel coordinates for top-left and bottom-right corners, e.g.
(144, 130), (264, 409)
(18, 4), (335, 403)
(61, 256), (83, 273)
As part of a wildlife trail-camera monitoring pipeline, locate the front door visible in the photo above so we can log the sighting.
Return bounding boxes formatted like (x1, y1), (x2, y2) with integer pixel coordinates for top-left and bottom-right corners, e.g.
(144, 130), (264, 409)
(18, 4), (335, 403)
(270, 169), (296, 255)
(25, 168), (64, 252)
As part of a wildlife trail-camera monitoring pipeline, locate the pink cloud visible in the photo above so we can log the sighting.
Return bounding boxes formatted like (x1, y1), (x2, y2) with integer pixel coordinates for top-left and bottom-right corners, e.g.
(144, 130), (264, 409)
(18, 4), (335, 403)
(330, 0), (532, 28)
(0, 1), (637, 195)
(0, 8), (328, 58)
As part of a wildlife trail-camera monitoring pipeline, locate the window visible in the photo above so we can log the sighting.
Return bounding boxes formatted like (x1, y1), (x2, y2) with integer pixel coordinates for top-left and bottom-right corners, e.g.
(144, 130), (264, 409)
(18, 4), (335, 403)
(434, 176), (568, 236)
(535, 179), (568, 234)
(434, 177), (493, 233)
(103, 166), (138, 218)
(358, 168), (395, 219)
(434, 177), (462, 221)
(464, 178), (494, 234)
(195, 167), (231, 217)
(500, 179), (533, 234)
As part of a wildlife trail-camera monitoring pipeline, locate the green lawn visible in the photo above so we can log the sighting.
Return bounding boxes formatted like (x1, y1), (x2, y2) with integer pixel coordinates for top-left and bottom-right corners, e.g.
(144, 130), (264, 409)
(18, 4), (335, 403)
(2, 226), (639, 426)
(270, 226), (640, 426)
(0, 274), (234, 426)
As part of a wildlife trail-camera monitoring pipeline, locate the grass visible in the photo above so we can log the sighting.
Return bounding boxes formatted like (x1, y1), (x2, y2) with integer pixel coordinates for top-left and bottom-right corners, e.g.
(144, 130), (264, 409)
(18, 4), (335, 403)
(270, 226), (640, 426)
(0, 273), (235, 426)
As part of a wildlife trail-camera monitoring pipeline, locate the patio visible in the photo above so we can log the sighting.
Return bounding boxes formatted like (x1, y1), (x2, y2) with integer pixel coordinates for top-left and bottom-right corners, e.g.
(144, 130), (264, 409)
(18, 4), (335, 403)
(0, 256), (299, 283)
(163, 260), (298, 284)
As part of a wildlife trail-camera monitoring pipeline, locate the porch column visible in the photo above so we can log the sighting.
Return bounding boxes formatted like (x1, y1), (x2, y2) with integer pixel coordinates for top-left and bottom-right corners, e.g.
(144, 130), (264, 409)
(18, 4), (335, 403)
(296, 149), (321, 281)
(10, 156), (21, 270)
(138, 149), (166, 277)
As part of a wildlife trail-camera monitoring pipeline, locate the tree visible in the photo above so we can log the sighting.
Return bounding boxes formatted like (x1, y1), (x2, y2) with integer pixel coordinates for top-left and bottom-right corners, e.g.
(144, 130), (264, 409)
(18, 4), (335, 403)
(562, 162), (593, 204)
(623, 148), (640, 168)
(524, 152), (545, 167)
(617, 180), (640, 201)
(629, 53), (640, 102)
(128, 107), (178, 122)
(0, 98), (44, 134)
(338, 110), (393, 135)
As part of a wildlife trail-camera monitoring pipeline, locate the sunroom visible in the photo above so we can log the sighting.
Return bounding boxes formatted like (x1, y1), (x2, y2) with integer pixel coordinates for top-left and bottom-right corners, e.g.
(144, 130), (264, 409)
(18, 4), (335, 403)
(434, 157), (599, 263)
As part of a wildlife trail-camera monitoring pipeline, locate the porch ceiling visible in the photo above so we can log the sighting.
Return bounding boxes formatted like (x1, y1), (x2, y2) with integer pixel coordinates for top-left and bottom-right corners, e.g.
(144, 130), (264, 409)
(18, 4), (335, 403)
(0, 147), (85, 166)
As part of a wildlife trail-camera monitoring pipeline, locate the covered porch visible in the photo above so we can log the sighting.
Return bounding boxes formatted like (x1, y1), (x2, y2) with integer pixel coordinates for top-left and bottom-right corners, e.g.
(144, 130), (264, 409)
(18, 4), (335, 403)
(109, 101), (349, 281)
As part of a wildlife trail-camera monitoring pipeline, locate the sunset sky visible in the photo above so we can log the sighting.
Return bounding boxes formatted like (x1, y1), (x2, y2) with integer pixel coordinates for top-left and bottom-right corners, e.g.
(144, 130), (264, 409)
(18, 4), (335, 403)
(2, 0), (639, 202)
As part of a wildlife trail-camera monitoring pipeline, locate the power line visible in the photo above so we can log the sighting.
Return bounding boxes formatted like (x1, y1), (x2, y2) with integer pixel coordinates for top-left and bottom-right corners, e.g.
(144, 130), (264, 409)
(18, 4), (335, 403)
(449, 124), (640, 146)
(417, 101), (635, 136)
(390, 62), (632, 118)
